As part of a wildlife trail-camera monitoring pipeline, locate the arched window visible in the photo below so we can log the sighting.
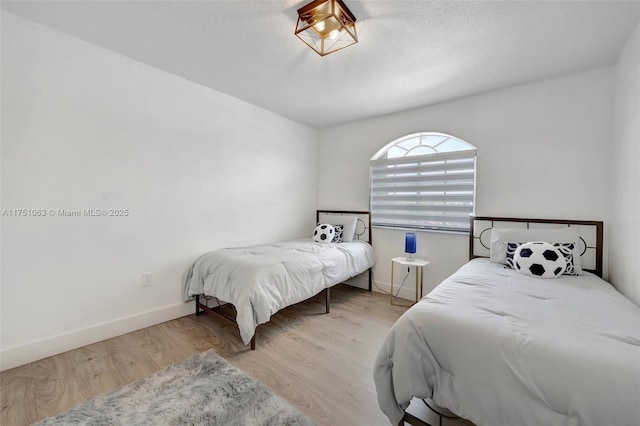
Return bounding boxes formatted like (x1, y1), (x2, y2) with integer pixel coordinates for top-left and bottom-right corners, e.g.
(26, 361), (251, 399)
(370, 132), (476, 233)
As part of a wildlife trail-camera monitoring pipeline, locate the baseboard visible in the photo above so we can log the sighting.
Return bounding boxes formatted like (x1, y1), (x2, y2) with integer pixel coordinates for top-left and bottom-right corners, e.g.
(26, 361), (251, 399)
(0, 302), (194, 372)
(343, 273), (369, 290)
(373, 280), (421, 304)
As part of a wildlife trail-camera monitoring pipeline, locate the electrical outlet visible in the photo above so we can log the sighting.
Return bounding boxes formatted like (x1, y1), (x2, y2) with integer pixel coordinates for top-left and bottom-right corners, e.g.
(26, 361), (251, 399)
(142, 272), (152, 287)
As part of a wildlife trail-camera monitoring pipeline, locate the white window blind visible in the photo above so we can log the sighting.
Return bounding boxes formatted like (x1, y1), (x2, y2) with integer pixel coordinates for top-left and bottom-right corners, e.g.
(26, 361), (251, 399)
(370, 148), (476, 232)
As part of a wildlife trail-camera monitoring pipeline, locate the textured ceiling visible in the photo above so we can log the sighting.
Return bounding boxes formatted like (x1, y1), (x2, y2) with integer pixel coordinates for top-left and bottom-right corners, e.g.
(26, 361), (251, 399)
(2, 1), (639, 129)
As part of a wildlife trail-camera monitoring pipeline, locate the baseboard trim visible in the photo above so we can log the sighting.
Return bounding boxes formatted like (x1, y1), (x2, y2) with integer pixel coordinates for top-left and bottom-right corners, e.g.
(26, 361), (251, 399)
(373, 280), (420, 304)
(0, 302), (194, 371)
(343, 274), (369, 290)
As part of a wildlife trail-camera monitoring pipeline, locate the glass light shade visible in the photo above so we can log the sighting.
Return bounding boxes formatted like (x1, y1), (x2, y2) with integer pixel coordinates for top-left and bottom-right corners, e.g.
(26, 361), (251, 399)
(295, 0), (358, 56)
(405, 233), (417, 255)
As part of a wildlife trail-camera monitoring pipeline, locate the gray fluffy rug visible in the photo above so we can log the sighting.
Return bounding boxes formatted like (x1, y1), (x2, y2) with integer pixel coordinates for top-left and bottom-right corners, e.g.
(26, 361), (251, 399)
(36, 349), (315, 426)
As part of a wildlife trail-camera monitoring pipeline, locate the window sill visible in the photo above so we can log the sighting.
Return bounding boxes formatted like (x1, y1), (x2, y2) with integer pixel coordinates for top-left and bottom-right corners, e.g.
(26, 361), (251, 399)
(371, 225), (469, 236)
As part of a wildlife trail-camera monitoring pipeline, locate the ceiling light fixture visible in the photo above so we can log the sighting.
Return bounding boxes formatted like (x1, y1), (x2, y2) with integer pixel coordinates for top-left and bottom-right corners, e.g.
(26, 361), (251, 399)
(295, 0), (358, 57)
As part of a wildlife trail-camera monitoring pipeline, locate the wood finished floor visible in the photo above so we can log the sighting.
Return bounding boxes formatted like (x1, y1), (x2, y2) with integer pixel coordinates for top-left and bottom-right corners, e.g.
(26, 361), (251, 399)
(1, 285), (472, 426)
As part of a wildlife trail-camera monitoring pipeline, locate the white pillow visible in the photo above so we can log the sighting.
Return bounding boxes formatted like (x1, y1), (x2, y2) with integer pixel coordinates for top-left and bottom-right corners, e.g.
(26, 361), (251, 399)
(321, 214), (358, 242)
(489, 227), (583, 274)
(313, 224), (335, 243)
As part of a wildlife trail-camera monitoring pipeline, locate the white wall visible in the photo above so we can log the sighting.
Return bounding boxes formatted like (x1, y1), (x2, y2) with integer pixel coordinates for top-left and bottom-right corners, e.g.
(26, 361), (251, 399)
(610, 23), (640, 307)
(0, 12), (318, 370)
(318, 68), (613, 298)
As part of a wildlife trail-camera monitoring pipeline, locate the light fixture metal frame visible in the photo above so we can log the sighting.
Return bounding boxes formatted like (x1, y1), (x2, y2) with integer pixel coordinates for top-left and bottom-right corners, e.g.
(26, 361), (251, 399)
(295, 0), (358, 57)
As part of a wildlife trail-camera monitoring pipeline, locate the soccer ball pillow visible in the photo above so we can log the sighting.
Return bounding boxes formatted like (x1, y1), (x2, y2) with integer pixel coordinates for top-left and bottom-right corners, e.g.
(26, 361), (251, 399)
(513, 241), (566, 279)
(506, 242), (579, 276)
(313, 224), (335, 243)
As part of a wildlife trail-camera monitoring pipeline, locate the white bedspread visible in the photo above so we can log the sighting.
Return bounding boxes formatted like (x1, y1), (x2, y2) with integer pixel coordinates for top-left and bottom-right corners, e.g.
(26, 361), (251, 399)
(183, 239), (374, 345)
(374, 258), (640, 426)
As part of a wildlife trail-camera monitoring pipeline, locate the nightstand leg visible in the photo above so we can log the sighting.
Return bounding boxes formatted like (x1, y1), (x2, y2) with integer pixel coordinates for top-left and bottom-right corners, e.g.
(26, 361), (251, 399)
(415, 267), (419, 303)
(390, 261), (395, 305)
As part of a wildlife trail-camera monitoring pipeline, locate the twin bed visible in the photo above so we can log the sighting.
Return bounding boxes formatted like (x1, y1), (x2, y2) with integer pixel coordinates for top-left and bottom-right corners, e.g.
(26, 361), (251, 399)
(374, 216), (640, 426)
(182, 210), (374, 349)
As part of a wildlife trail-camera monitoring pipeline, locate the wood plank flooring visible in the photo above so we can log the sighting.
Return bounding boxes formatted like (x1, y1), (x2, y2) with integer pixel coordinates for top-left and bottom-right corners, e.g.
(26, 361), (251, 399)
(0, 285), (472, 426)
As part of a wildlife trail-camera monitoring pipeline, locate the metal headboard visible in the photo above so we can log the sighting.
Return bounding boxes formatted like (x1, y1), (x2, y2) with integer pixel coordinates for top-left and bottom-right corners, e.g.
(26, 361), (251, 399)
(470, 216), (604, 278)
(316, 210), (372, 245)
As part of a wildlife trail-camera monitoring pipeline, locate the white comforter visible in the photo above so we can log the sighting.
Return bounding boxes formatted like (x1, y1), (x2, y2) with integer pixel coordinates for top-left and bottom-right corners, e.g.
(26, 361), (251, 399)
(183, 239), (374, 345)
(374, 259), (640, 426)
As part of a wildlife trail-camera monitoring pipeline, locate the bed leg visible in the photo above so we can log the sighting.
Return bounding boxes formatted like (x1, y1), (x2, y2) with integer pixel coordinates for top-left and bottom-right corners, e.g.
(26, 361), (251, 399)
(250, 336), (256, 350)
(195, 295), (203, 316)
(325, 287), (330, 313)
(368, 269), (372, 292)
